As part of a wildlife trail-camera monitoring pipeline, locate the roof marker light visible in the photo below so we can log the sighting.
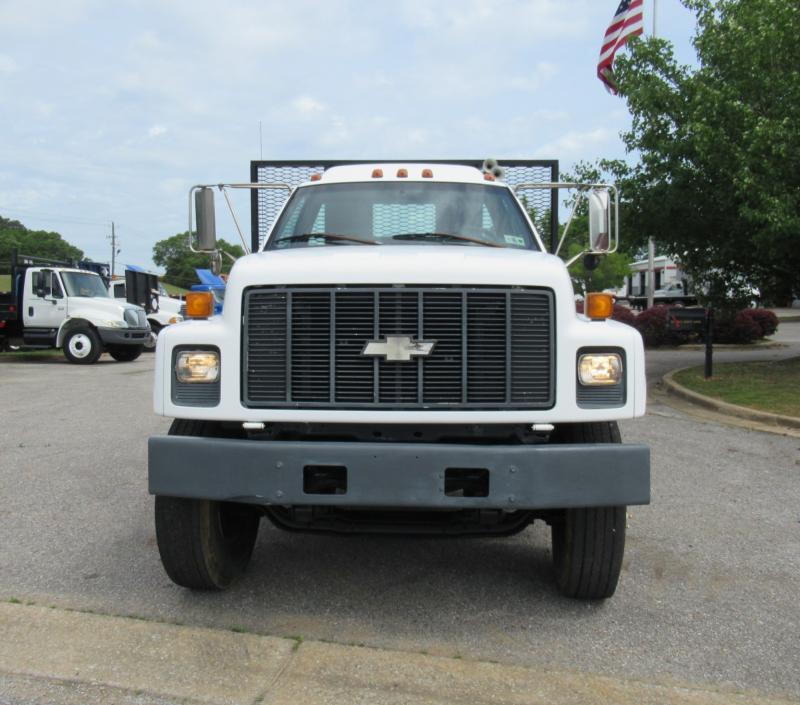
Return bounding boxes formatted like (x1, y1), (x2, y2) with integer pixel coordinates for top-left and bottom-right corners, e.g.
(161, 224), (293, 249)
(396, 168), (408, 178)
(310, 173), (322, 181)
(483, 173), (496, 181)
(421, 169), (433, 178)
(372, 168), (384, 178)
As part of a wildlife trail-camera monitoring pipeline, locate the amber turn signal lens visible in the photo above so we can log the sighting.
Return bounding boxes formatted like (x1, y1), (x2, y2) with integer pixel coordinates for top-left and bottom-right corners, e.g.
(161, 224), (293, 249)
(585, 292), (614, 320)
(185, 292), (214, 319)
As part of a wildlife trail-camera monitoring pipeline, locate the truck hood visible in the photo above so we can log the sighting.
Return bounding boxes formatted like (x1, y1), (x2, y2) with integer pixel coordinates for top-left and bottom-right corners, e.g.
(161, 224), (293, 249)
(69, 296), (144, 323)
(227, 246), (574, 291)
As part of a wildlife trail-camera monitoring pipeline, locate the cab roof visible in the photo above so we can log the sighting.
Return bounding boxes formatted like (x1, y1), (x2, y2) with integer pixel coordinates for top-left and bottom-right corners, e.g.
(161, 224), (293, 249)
(315, 163), (500, 185)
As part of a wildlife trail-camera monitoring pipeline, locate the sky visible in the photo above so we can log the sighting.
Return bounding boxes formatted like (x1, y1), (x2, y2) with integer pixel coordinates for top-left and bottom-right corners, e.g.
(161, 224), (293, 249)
(0, 0), (698, 273)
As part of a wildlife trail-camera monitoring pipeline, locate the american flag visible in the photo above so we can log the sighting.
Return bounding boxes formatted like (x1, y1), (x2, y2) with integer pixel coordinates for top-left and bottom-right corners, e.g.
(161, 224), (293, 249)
(597, 0), (644, 94)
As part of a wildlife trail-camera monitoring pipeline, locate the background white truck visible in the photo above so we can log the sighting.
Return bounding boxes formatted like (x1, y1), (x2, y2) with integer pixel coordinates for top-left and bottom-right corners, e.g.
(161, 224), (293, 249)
(109, 269), (183, 349)
(149, 160), (650, 600)
(0, 250), (150, 363)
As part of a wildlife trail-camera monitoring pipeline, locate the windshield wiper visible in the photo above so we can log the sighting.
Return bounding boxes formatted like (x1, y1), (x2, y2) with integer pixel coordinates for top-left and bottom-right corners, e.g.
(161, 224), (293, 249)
(277, 233), (380, 246)
(391, 232), (506, 248)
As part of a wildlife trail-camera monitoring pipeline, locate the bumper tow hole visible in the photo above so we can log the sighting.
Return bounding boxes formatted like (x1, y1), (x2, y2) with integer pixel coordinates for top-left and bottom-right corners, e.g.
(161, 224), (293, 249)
(303, 465), (347, 495)
(445, 468), (490, 498)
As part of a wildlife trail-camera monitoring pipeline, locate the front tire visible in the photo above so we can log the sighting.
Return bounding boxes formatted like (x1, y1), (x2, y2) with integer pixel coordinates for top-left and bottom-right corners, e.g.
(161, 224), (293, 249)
(549, 422), (626, 599)
(143, 322), (161, 352)
(108, 345), (143, 362)
(63, 327), (102, 364)
(154, 419), (260, 590)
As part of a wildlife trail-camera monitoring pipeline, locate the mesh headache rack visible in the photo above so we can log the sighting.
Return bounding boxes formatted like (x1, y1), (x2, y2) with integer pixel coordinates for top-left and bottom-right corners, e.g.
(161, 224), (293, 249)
(249, 160), (559, 254)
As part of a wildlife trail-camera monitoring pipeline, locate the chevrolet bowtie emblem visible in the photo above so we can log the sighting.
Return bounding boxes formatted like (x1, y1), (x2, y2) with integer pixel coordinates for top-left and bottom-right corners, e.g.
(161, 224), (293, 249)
(361, 335), (437, 362)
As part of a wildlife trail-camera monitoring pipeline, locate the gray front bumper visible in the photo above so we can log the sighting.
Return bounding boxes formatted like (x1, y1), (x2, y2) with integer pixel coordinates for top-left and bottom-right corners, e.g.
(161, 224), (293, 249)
(148, 436), (650, 510)
(97, 326), (150, 345)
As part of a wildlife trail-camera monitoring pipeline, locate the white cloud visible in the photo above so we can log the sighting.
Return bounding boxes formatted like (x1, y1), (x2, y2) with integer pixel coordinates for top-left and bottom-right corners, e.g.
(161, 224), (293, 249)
(291, 95), (327, 116)
(0, 54), (17, 74)
(535, 128), (615, 159)
(147, 125), (168, 138)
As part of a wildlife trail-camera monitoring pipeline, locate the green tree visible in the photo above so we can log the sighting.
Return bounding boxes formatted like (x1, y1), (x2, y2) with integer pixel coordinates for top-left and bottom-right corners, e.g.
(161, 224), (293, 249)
(0, 216), (84, 264)
(611, 0), (800, 307)
(152, 233), (244, 288)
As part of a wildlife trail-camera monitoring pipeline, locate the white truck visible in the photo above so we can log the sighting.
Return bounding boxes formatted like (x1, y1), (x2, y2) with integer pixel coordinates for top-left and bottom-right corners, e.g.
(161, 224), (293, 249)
(0, 251), (150, 363)
(149, 161), (650, 599)
(109, 271), (183, 349)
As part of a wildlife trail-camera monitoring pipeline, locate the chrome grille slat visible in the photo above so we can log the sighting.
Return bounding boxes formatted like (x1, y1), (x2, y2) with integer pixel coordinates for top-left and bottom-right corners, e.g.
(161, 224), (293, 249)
(243, 286), (554, 409)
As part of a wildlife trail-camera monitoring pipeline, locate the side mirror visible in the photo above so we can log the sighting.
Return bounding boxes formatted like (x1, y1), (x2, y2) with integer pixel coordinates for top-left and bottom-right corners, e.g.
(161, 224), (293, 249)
(587, 188), (611, 252)
(195, 188), (217, 251)
(36, 270), (50, 298)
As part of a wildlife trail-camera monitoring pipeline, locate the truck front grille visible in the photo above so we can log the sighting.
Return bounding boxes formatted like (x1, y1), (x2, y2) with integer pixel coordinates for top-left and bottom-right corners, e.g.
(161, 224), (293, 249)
(243, 286), (554, 409)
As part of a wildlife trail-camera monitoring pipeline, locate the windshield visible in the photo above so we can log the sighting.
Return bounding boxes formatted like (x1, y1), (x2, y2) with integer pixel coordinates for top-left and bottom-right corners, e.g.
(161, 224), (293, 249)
(62, 271), (109, 298)
(267, 182), (539, 251)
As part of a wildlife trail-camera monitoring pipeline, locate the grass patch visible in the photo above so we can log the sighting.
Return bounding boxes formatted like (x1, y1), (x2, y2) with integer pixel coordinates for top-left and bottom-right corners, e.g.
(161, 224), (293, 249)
(0, 349), (62, 361)
(161, 282), (188, 296)
(674, 356), (800, 417)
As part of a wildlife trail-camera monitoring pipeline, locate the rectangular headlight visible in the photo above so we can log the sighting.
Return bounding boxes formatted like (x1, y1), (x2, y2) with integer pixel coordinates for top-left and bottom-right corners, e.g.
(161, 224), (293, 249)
(175, 351), (220, 383)
(578, 353), (623, 385)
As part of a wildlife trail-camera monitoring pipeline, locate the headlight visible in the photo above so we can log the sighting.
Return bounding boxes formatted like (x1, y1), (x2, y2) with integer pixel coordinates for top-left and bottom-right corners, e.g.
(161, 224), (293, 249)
(578, 353), (622, 385)
(175, 351), (220, 383)
(103, 319), (127, 328)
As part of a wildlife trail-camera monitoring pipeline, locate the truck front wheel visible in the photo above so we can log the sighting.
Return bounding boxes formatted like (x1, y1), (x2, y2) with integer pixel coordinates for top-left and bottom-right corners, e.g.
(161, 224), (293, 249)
(549, 422), (626, 599)
(154, 420), (260, 590)
(107, 345), (143, 362)
(63, 327), (102, 365)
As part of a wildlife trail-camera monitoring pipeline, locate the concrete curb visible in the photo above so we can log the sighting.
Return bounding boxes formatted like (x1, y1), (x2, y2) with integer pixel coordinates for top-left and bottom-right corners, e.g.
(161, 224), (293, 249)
(1, 602), (795, 705)
(662, 369), (800, 431)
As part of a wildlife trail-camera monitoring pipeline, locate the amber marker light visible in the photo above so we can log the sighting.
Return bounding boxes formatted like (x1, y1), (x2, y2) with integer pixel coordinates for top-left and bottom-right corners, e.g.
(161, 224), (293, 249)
(585, 292), (614, 320)
(185, 291), (214, 319)
(421, 169), (433, 178)
(371, 168), (384, 178)
(310, 173), (322, 181)
(396, 168), (408, 178)
(483, 173), (496, 181)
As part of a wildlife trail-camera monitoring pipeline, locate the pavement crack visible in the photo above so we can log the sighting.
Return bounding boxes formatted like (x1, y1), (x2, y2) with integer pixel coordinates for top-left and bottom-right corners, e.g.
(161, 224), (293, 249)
(251, 639), (301, 705)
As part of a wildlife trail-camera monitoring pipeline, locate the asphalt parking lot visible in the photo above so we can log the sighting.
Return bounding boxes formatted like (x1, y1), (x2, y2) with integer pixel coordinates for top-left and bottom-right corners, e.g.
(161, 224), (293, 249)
(0, 342), (798, 701)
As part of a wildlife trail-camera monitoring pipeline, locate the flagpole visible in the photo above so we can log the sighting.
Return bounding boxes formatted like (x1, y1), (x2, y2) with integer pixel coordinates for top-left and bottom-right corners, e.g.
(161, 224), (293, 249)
(652, 0), (658, 36)
(647, 0), (658, 309)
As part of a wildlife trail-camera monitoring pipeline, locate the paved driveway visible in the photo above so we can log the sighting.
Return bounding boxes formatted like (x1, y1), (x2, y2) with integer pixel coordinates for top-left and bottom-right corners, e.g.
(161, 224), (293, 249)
(0, 331), (798, 700)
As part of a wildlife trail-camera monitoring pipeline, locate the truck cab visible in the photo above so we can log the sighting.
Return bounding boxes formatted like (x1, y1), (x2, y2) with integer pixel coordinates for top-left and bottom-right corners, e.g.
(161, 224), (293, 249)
(148, 161), (650, 599)
(0, 251), (150, 363)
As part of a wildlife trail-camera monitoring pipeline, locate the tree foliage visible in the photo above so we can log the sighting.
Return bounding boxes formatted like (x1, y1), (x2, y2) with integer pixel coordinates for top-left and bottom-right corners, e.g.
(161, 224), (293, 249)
(152, 232), (244, 288)
(610, 0), (800, 307)
(0, 215), (84, 264)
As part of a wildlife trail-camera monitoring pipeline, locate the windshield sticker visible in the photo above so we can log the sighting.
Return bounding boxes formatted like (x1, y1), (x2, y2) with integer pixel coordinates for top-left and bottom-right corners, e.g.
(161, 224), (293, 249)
(504, 235), (526, 247)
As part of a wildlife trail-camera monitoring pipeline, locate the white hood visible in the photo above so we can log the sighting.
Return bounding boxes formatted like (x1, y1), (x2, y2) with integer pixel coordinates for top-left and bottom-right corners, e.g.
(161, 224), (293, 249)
(226, 245), (574, 292)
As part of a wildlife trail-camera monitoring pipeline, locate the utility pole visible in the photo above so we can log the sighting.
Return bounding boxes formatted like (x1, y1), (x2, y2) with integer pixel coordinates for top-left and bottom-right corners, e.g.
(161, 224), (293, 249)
(109, 222), (118, 278)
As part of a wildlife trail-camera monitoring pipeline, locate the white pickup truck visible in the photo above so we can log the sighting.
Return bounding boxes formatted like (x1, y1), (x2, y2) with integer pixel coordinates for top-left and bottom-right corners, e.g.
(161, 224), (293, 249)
(0, 251), (150, 363)
(149, 161), (650, 599)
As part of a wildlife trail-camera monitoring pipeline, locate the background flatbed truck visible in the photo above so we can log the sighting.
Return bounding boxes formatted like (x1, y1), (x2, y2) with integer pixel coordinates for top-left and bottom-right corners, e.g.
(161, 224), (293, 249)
(0, 250), (150, 363)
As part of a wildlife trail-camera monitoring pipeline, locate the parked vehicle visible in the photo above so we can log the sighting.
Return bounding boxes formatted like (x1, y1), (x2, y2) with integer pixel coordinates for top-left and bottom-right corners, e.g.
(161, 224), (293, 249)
(148, 160), (650, 599)
(0, 250), (150, 363)
(109, 269), (183, 349)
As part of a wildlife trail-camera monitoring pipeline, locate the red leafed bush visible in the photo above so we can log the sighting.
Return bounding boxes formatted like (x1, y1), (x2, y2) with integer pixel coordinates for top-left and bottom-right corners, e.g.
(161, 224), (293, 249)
(575, 301), (637, 327)
(738, 308), (779, 338)
(712, 310), (762, 344)
(611, 304), (637, 327)
(632, 305), (683, 347)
